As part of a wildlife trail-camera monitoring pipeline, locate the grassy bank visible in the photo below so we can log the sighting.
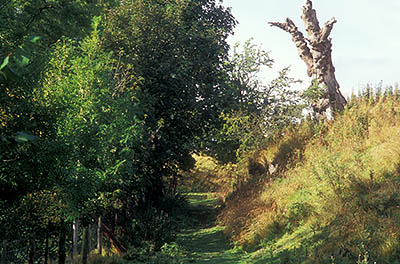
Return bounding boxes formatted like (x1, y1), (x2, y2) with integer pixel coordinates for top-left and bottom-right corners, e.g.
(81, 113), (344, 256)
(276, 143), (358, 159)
(212, 97), (400, 263)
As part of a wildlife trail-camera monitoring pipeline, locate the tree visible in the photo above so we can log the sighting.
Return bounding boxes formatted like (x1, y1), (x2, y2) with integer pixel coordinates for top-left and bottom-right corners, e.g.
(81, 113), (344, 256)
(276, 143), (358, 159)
(102, 0), (236, 205)
(269, 0), (346, 120)
(0, 2), (117, 259)
(205, 40), (304, 163)
(32, 16), (153, 253)
(32, 0), (237, 250)
(0, 0), (110, 204)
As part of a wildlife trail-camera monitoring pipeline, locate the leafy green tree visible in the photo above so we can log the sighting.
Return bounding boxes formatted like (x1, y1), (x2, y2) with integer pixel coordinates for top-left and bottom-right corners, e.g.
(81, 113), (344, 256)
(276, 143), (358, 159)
(102, 0), (236, 205)
(34, 16), (147, 221)
(0, 0), (113, 254)
(207, 41), (304, 162)
(227, 39), (274, 113)
(1, 0), (237, 254)
(0, 0), (111, 200)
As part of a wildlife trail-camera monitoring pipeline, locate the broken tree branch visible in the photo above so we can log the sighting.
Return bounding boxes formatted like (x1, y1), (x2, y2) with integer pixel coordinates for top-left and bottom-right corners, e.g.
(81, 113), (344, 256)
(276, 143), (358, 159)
(268, 19), (314, 77)
(301, 0), (321, 41)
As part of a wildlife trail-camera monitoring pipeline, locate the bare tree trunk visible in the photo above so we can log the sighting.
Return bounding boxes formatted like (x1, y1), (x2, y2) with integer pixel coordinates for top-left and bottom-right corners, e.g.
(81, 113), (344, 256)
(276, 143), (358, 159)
(269, 0), (346, 120)
(81, 227), (89, 264)
(97, 216), (103, 255)
(72, 220), (79, 261)
(58, 224), (66, 264)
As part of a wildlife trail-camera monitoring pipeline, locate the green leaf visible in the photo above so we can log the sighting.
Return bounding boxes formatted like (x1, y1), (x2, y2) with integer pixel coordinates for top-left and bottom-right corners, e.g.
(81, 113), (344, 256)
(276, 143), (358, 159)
(16, 55), (30, 67)
(0, 56), (9, 71)
(14, 132), (39, 143)
(30, 36), (41, 43)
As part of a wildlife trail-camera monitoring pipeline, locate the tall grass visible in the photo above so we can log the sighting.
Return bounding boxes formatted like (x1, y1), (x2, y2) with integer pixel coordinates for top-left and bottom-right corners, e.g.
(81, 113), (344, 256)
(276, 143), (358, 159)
(219, 91), (400, 263)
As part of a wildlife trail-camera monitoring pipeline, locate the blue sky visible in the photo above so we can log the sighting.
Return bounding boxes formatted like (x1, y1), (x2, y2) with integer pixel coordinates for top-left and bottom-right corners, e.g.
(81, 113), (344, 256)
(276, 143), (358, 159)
(222, 0), (400, 97)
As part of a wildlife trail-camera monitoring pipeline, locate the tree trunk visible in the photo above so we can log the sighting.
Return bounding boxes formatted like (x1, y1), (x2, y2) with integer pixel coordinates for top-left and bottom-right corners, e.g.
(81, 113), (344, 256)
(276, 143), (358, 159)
(45, 231), (49, 264)
(102, 223), (127, 253)
(81, 227), (89, 264)
(58, 224), (66, 264)
(97, 216), (103, 255)
(72, 220), (79, 261)
(269, 0), (346, 120)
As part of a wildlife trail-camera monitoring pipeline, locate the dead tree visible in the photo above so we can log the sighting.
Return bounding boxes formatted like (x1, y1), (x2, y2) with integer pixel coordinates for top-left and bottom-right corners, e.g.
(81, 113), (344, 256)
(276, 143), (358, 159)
(269, 0), (346, 119)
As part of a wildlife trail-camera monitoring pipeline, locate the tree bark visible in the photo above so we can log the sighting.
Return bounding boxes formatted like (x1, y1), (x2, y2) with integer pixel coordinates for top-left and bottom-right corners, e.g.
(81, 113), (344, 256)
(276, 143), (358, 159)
(97, 216), (103, 255)
(81, 227), (89, 264)
(58, 224), (66, 264)
(102, 223), (127, 253)
(45, 231), (49, 264)
(72, 220), (79, 261)
(269, 0), (346, 120)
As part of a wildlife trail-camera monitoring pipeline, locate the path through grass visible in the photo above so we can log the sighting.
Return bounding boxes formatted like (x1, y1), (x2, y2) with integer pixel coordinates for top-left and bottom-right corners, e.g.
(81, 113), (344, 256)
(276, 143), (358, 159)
(176, 193), (250, 264)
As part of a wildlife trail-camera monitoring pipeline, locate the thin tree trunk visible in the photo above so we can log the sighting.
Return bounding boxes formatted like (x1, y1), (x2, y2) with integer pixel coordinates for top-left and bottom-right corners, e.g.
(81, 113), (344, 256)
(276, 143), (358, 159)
(72, 220), (79, 260)
(81, 227), (89, 264)
(58, 224), (66, 264)
(49, 236), (54, 264)
(97, 216), (103, 255)
(269, 0), (346, 120)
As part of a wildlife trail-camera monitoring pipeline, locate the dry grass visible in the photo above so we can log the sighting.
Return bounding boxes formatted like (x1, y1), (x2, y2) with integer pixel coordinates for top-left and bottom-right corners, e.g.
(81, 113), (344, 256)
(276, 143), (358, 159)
(179, 154), (240, 198)
(217, 97), (400, 262)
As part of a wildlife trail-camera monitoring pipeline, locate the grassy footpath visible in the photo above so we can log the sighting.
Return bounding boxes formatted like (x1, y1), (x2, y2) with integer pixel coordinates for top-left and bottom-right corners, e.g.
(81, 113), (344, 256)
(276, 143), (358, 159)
(177, 193), (250, 264)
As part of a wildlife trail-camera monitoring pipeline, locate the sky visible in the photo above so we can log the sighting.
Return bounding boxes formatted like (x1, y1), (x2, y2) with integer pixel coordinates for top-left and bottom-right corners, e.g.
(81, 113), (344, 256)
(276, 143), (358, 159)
(222, 0), (400, 97)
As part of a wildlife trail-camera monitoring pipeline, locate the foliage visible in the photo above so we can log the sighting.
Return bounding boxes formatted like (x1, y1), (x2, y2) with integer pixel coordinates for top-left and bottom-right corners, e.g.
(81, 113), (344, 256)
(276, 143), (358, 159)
(2, 0), (239, 259)
(227, 39), (274, 113)
(0, 0), (110, 240)
(0, 0), (321, 262)
(207, 40), (304, 163)
(124, 242), (187, 264)
(302, 78), (327, 105)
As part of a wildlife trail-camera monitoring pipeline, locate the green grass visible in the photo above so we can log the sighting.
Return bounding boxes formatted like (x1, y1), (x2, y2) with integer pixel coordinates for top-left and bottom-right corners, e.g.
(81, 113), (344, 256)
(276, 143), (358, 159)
(218, 98), (400, 263)
(176, 193), (251, 264)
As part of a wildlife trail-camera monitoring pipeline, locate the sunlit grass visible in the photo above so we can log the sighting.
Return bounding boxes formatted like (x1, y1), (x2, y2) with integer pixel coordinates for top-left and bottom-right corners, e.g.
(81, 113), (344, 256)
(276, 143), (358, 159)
(218, 97), (400, 263)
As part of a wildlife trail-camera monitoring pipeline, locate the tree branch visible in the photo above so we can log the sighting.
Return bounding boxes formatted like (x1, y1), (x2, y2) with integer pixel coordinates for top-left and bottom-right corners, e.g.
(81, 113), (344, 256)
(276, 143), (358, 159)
(268, 18), (314, 76)
(301, 0), (321, 41)
(320, 17), (336, 42)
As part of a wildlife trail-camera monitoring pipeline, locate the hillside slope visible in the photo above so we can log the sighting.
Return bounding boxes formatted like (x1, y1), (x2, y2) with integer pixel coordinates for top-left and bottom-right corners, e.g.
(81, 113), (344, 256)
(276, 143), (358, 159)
(218, 97), (400, 263)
